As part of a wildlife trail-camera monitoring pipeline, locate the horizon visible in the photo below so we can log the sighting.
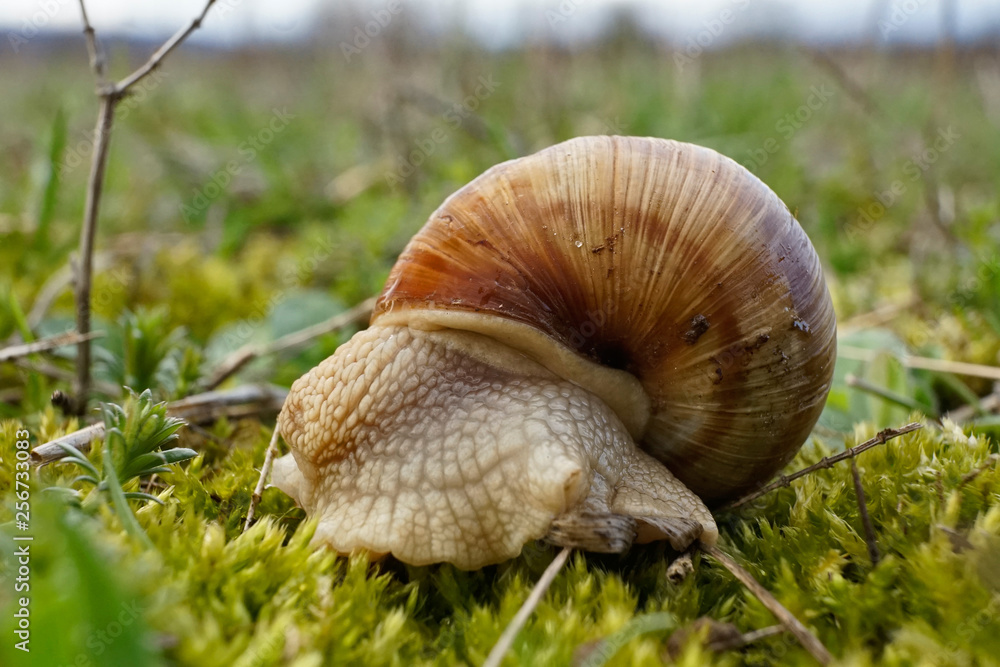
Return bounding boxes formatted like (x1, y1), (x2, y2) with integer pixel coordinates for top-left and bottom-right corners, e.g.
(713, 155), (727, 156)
(3, 0), (1000, 55)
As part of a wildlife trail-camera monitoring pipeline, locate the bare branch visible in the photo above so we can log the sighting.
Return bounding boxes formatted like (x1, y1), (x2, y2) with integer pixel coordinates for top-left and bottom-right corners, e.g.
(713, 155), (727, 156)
(726, 422), (923, 509)
(244, 427), (281, 532)
(0, 330), (103, 362)
(115, 0), (218, 97)
(71, 0), (221, 415)
(483, 547), (572, 667)
(76, 0), (107, 86)
(73, 95), (115, 414)
(700, 544), (832, 665)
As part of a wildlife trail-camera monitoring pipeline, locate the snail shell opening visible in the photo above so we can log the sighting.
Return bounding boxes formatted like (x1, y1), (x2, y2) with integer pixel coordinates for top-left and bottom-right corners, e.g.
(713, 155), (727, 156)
(374, 135), (837, 506)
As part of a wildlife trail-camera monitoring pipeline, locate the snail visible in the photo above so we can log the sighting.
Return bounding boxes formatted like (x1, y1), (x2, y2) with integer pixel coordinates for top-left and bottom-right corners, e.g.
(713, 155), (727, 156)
(273, 136), (836, 570)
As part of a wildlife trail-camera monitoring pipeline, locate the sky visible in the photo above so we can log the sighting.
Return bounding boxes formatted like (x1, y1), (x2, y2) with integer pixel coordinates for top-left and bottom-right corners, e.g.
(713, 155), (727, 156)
(1, 0), (998, 52)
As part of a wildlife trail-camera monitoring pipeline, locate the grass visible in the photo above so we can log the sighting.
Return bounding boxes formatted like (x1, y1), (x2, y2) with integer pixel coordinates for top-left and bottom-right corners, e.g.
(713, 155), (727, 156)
(1, 25), (999, 666)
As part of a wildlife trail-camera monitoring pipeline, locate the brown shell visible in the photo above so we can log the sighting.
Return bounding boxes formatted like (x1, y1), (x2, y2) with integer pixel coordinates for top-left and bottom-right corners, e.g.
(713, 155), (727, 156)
(374, 136), (836, 505)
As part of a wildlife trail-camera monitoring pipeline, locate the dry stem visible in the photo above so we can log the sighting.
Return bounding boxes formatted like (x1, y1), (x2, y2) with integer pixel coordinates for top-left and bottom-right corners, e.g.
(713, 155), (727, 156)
(0, 330), (103, 362)
(726, 422), (923, 509)
(851, 460), (880, 566)
(700, 544), (832, 665)
(483, 547), (572, 667)
(837, 346), (1000, 381)
(244, 427), (281, 531)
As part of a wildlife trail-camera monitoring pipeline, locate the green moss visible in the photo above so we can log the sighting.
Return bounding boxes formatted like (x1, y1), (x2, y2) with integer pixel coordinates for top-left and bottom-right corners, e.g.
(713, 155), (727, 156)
(1, 418), (997, 666)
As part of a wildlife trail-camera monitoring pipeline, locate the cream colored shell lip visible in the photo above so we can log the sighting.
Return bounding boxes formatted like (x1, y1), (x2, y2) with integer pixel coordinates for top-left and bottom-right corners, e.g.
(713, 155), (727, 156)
(275, 135), (836, 568)
(374, 309), (652, 440)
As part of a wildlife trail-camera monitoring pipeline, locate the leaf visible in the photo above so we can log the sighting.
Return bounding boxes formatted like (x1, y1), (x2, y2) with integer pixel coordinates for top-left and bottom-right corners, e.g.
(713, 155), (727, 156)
(578, 612), (676, 667)
(123, 492), (165, 505)
(121, 447), (197, 479)
(102, 443), (154, 549)
(55, 442), (101, 478)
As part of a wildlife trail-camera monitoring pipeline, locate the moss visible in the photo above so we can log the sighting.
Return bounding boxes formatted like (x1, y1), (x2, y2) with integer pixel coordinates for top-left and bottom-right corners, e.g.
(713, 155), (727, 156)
(1, 417), (997, 666)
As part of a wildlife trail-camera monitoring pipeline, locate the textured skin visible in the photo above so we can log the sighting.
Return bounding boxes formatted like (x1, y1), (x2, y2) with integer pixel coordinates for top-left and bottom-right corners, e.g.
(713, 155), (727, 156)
(276, 325), (717, 569)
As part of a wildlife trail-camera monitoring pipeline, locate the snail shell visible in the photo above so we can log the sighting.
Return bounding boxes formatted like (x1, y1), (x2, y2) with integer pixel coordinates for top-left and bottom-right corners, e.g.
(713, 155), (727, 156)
(275, 136), (836, 568)
(376, 135), (836, 505)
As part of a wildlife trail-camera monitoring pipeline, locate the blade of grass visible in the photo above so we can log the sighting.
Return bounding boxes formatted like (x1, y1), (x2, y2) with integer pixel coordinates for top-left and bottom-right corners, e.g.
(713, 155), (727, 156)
(35, 107), (67, 252)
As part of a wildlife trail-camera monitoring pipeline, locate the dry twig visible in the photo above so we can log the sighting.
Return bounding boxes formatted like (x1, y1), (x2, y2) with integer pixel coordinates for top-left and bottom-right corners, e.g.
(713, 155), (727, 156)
(72, 0), (219, 414)
(726, 422), (923, 509)
(204, 296), (375, 390)
(700, 544), (832, 665)
(947, 390), (1000, 423)
(31, 383), (286, 464)
(851, 460), (880, 566)
(244, 427), (281, 531)
(483, 547), (572, 667)
(0, 330), (104, 363)
(837, 346), (1000, 382)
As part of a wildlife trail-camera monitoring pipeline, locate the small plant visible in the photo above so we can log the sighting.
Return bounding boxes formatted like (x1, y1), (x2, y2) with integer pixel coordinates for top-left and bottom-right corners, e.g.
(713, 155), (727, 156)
(55, 388), (196, 546)
(97, 307), (194, 399)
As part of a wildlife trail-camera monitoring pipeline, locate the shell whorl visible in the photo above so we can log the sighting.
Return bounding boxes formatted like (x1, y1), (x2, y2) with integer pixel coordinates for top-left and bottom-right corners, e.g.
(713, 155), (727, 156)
(373, 136), (836, 505)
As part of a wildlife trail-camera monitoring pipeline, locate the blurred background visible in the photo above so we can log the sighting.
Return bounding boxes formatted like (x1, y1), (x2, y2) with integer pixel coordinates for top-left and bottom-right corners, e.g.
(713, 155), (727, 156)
(3, 0), (999, 433)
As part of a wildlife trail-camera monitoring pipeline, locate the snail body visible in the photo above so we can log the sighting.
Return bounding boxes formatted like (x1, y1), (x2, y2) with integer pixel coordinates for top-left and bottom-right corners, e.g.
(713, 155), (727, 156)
(275, 136), (836, 569)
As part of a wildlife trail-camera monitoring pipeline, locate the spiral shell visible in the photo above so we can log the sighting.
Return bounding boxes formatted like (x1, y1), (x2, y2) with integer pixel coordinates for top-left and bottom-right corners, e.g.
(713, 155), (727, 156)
(373, 136), (836, 505)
